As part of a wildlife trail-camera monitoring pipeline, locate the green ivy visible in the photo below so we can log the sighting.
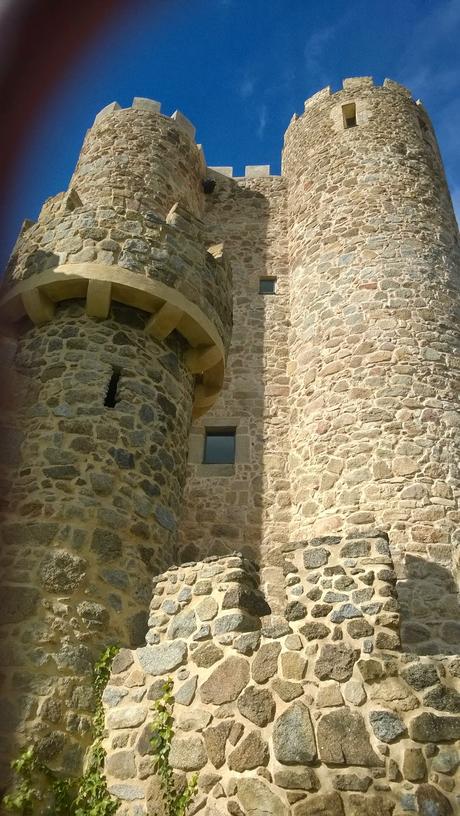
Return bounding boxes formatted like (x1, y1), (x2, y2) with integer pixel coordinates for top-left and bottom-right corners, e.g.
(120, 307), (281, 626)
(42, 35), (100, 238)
(3, 646), (120, 816)
(149, 679), (198, 816)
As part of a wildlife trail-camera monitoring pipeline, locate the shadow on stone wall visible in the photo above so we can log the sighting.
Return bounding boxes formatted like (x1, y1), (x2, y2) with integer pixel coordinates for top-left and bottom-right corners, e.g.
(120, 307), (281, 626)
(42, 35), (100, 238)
(178, 179), (279, 567)
(398, 555), (460, 656)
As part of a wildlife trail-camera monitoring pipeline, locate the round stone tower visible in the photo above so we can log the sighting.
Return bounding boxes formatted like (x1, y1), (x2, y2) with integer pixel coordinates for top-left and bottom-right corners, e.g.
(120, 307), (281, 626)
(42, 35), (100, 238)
(283, 78), (460, 575)
(0, 98), (232, 779)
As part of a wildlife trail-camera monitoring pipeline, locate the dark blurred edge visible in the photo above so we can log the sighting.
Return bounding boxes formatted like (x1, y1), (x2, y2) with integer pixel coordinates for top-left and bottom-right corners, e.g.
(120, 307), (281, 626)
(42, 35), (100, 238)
(0, 0), (174, 514)
(0, 0), (175, 257)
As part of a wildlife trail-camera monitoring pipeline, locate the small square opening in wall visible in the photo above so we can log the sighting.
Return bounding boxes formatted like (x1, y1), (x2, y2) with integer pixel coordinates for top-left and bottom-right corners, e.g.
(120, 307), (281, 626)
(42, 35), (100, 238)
(259, 277), (277, 294)
(342, 102), (357, 129)
(203, 428), (236, 464)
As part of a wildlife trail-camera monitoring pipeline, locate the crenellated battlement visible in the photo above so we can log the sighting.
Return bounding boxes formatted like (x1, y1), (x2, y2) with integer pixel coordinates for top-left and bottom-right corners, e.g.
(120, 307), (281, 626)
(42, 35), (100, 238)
(93, 97), (197, 140)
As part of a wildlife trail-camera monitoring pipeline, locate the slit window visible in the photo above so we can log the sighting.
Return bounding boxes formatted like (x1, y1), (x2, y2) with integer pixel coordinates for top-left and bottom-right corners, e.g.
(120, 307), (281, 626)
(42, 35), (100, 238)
(203, 428), (236, 464)
(259, 277), (277, 295)
(104, 367), (121, 408)
(342, 102), (357, 129)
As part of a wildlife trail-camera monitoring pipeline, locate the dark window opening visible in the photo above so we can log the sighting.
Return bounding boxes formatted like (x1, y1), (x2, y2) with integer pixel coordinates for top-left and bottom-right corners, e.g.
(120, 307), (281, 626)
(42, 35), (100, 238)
(104, 367), (121, 408)
(342, 102), (357, 129)
(259, 277), (277, 294)
(203, 428), (236, 464)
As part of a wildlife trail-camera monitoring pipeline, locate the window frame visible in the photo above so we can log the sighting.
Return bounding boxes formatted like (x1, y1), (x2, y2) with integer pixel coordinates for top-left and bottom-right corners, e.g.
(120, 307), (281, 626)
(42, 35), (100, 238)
(259, 277), (277, 295)
(202, 427), (236, 465)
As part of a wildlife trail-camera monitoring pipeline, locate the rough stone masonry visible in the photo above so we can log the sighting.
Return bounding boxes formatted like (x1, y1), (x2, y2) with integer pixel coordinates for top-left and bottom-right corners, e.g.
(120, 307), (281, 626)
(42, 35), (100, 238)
(0, 79), (459, 815)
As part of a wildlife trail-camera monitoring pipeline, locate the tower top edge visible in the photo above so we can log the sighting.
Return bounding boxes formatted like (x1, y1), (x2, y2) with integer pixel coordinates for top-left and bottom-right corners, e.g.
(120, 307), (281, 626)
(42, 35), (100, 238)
(302, 76), (415, 113)
(93, 98), (196, 140)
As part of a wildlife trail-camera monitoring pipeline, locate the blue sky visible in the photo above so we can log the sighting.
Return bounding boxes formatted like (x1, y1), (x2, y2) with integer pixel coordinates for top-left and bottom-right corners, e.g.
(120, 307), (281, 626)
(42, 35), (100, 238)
(4, 0), (460, 259)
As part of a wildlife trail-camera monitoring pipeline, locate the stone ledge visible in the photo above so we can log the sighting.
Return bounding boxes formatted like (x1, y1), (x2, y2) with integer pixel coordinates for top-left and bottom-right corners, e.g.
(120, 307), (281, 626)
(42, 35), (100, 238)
(0, 263), (226, 418)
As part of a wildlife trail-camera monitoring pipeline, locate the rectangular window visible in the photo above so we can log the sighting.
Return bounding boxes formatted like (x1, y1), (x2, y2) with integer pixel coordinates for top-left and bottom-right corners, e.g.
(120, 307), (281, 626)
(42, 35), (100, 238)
(203, 428), (236, 464)
(259, 277), (277, 294)
(342, 102), (357, 129)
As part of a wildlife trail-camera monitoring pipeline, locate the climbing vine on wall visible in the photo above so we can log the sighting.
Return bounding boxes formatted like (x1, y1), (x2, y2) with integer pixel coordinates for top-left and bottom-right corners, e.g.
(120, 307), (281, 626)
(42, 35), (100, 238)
(3, 645), (120, 816)
(150, 678), (198, 816)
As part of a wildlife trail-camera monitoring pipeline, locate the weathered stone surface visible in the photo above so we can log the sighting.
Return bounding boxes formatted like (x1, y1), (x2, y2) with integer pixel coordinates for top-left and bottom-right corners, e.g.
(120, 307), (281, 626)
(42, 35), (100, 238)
(137, 641), (187, 675)
(39, 550), (86, 592)
(105, 750), (136, 779)
(111, 649), (134, 675)
(343, 680), (366, 706)
(213, 612), (259, 635)
(237, 777), (287, 816)
(0, 585), (41, 622)
(237, 686), (275, 727)
(415, 784), (453, 816)
(203, 721), (232, 768)
(347, 619), (374, 639)
(423, 685), (460, 713)
(369, 710), (406, 743)
(401, 663), (438, 690)
(273, 702), (316, 764)
(333, 774), (372, 792)
(408, 712), (460, 742)
(280, 651), (307, 680)
(169, 735), (207, 771)
(300, 622), (330, 640)
(271, 678), (304, 701)
(91, 528), (122, 560)
(260, 616), (291, 639)
(234, 632), (260, 655)
(314, 643), (357, 681)
(292, 792), (344, 816)
(192, 642), (223, 668)
(106, 704), (148, 730)
(317, 682), (343, 708)
(178, 710), (212, 732)
(196, 597), (218, 621)
(200, 656), (249, 705)
(402, 747), (426, 781)
(274, 768), (319, 791)
(347, 794), (395, 816)
(228, 730), (269, 771)
(317, 710), (384, 766)
(222, 586), (271, 616)
(167, 610), (197, 639)
(284, 601), (307, 621)
(175, 675), (198, 706)
(304, 548), (329, 568)
(369, 678), (418, 711)
(431, 748), (459, 774)
(251, 642), (281, 683)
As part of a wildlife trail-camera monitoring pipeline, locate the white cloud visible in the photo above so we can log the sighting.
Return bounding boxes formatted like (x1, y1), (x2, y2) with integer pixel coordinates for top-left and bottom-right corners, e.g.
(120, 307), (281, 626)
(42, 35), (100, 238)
(257, 104), (268, 139)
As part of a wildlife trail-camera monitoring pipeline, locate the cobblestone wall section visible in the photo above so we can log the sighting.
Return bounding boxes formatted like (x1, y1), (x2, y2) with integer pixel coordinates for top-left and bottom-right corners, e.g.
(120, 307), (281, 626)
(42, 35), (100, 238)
(102, 534), (460, 815)
(0, 303), (195, 777)
(178, 174), (291, 562)
(70, 104), (205, 218)
(283, 79), (460, 598)
(3, 202), (232, 345)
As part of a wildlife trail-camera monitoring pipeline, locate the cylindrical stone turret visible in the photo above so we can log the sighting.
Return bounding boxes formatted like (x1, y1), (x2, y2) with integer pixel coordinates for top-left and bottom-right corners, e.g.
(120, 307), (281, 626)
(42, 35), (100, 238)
(283, 78), (460, 577)
(0, 99), (231, 781)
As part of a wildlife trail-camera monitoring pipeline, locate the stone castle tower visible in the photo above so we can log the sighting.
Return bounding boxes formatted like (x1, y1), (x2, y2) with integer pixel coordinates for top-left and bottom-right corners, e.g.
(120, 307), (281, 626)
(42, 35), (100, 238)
(0, 77), (459, 815)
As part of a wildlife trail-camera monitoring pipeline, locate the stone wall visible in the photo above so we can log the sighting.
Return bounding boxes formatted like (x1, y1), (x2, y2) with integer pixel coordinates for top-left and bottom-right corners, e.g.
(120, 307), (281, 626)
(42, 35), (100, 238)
(178, 173), (291, 563)
(4, 201), (232, 346)
(102, 533), (460, 815)
(70, 102), (205, 218)
(282, 78), (460, 606)
(0, 303), (195, 777)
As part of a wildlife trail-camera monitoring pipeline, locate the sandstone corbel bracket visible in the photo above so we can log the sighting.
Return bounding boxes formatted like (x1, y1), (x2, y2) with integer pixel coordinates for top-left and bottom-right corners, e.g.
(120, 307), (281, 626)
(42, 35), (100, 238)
(0, 261), (226, 418)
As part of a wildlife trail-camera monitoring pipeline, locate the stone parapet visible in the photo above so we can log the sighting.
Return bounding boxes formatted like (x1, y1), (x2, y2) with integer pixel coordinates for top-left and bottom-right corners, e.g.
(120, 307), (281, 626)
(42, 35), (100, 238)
(102, 535), (460, 815)
(1, 199), (232, 418)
